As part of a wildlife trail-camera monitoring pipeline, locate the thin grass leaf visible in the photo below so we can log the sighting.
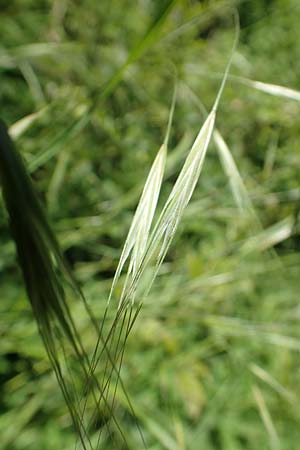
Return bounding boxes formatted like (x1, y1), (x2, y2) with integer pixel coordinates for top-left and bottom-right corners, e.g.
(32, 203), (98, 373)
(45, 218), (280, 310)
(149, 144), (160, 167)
(181, 83), (284, 268)
(64, 0), (179, 144)
(28, 111), (89, 172)
(1, 395), (43, 448)
(47, 149), (71, 211)
(249, 363), (295, 404)
(205, 315), (300, 351)
(186, 68), (300, 102)
(142, 414), (179, 450)
(213, 129), (255, 214)
(240, 216), (295, 254)
(252, 385), (280, 450)
(98, 0), (179, 101)
(19, 61), (46, 106)
(233, 75), (300, 102)
(0, 43), (73, 69)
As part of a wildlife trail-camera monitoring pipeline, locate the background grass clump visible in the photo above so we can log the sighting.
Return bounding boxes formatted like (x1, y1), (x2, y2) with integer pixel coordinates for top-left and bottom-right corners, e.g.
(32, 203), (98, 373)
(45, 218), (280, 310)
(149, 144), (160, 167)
(1, 0), (300, 449)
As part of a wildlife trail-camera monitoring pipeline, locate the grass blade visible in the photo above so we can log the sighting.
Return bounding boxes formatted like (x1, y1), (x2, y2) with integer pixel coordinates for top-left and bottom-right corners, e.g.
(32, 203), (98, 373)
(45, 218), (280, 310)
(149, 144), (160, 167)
(232, 75), (300, 102)
(252, 385), (280, 450)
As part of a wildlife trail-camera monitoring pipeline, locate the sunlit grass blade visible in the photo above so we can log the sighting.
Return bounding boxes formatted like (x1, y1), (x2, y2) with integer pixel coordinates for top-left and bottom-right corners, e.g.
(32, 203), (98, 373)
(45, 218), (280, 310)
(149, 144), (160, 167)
(232, 75), (300, 101)
(213, 129), (255, 215)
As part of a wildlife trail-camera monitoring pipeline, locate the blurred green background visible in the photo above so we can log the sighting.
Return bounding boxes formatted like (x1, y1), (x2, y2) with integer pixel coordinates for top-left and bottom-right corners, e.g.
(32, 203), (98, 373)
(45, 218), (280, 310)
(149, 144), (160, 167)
(1, 0), (300, 449)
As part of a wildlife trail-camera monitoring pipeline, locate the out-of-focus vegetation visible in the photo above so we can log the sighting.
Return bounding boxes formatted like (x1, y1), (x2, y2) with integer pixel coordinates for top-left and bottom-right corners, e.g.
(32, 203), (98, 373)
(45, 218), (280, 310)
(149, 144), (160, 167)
(1, 0), (300, 449)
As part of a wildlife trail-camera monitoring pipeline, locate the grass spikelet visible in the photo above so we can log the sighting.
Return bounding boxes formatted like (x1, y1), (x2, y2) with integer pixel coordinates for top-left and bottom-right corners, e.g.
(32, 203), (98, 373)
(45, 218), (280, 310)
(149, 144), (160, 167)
(85, 31), (239, 444)
(110, 85), (177, 308)
(89, 106), (217, 440)
(143, 109), (216, 276)
(120, 20), (239, 300)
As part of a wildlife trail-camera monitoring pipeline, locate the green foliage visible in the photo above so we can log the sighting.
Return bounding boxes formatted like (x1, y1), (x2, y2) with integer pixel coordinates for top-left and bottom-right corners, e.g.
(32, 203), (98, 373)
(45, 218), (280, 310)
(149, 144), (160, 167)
(1, 0), (300, 449)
